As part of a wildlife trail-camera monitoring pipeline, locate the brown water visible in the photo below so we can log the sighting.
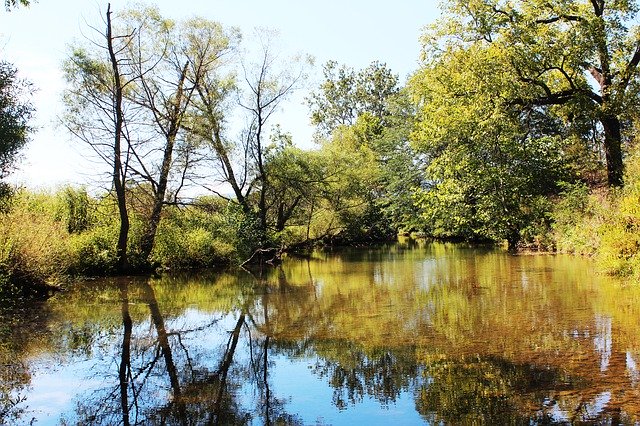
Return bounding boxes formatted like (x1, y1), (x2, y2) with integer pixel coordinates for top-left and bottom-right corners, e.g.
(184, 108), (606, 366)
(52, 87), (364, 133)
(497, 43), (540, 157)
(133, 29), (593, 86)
(1, 241), (640, 425)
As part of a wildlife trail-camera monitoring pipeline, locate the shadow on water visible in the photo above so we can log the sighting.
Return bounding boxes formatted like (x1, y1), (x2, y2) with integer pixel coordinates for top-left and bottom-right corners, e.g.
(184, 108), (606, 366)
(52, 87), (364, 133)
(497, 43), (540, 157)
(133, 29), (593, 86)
(2, 243), (640, 424)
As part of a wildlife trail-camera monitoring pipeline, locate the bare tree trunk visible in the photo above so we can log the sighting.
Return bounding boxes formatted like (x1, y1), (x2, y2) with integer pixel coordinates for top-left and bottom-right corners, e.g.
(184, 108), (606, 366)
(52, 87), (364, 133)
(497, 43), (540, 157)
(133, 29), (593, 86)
(106, 3), (130, 273)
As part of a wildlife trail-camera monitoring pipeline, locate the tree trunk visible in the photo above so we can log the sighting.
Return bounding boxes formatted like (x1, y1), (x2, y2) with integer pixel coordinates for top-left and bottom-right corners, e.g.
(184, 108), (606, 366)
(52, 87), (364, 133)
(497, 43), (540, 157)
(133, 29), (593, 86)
(139, 135), (174, 263)
(119, 280), (132, 426)
(601, 114), (624, 187)
(106, 4), (130, 273)
(139, 63), (189, 263)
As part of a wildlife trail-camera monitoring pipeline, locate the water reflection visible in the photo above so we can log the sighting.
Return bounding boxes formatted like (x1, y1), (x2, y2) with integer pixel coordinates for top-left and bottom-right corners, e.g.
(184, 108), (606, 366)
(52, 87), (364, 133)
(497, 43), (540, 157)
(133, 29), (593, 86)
(2, 242), (640, 424)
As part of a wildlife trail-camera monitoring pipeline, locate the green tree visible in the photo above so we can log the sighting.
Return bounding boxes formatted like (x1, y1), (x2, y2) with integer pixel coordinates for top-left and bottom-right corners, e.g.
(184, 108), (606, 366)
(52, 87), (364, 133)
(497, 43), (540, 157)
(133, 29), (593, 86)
(193, 31), (310, 256)
(307, 60), (400, 137)
(313, 116), (394, 243)
(427, 0), (640, 187)
(308, 61), (423, 239)
(0, 61), (32, 196)
(410, 44), (571, 248)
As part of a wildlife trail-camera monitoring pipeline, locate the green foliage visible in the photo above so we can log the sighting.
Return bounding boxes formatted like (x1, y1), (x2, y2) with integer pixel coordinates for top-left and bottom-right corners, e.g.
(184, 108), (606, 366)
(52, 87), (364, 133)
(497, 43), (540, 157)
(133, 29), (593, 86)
(409, 39), (574, 248)
(0, 191), (68, 294)
(551, 144), (640, 277)
(221, 202), (263, 261)
(0, 188), (247, 294)
(593, 147), (640, 276)
(307, 60), (400, 137)
(551, 182), (603, 255)
(54, 186), (92, 234)
(152, 202), (235, 268)
(427, 0), (640, 187)
(66, 225), (119, 276)
(0, 62), (33, 181)
(306, 62), (422, 243)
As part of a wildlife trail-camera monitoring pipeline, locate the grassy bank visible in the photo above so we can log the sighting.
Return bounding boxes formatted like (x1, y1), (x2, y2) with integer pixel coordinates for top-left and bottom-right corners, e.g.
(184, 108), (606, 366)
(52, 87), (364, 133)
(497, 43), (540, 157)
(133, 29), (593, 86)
(0, 188), (243, 296)
(551, 147), (640, 279)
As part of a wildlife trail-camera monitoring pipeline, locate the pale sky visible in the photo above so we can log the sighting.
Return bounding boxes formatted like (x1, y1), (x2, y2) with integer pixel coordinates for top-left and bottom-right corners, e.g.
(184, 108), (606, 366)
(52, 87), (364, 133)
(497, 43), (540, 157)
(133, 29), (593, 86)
(0, 1), (440, 190)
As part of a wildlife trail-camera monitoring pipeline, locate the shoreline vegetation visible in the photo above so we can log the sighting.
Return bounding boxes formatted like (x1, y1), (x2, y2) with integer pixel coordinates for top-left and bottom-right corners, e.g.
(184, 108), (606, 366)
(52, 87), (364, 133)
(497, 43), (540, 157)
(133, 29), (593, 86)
(2, 159), (640, 299)
(3, 2), (640, 298)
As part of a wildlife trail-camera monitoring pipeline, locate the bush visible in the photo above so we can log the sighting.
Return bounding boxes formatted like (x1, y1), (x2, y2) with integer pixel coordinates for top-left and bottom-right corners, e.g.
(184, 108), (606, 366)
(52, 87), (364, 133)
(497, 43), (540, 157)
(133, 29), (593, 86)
(551, 182), (604, 255)
(551, 145), (640, 278)
(0, 191), (69, 294)
(152, 204), (237, 268)
(595, 146), (640, 277)
(66, 225), (118, 275)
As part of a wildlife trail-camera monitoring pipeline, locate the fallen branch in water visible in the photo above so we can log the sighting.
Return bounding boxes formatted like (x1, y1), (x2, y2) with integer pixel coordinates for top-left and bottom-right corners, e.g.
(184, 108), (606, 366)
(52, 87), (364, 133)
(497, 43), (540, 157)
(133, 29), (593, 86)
(240, 247), (281, 267)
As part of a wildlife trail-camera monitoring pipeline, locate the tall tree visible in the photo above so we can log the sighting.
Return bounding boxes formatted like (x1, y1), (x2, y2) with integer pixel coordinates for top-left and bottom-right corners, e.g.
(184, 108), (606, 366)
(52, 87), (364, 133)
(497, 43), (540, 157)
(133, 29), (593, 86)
(308, 61), (422, 237)
(64, 5), (239, 268)
(410, 43), (572, 248)
(239, 33), (309, 244)
(117, 8), (239, 262)
(427, 0), (640, 187)
(307, 60), (400, 137)
(193, 31), (310, 253)
(62, 3), (136, 272)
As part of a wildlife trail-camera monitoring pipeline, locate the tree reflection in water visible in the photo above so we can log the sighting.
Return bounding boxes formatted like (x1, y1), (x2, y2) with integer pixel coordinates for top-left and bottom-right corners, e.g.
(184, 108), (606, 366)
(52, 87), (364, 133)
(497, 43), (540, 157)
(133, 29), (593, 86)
(4, 244), (640, 424)
(65, 275), (306, 425)
(0, 298), (52, 423)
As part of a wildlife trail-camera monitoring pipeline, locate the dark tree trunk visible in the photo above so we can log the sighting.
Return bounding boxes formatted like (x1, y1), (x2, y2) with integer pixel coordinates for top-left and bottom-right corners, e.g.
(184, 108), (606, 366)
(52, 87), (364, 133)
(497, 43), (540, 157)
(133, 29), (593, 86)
(139, 63), (189, 263)
(139, 136), (174, 262)
(119, 280), (132, 426)
(106, 4), (130, 273)
(601, 114), (624, 187)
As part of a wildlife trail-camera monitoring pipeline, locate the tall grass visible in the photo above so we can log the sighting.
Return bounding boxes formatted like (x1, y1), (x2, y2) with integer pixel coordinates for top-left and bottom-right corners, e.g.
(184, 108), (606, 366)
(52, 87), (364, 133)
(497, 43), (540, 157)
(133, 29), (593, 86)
(0, 191), (68, 294)
(0, 188), (241, 295)
(552, 146), (640, 278)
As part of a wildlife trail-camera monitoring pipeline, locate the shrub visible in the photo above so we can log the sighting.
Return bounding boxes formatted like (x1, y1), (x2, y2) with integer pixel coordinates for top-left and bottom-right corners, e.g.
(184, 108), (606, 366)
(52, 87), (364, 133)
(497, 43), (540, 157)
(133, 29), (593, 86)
(551, 182), (605, 256)
(0, 191), (69, 294)
(152, 205), (236, 268)
(551, 145), (640, 278)
(65, 225), (118, 275)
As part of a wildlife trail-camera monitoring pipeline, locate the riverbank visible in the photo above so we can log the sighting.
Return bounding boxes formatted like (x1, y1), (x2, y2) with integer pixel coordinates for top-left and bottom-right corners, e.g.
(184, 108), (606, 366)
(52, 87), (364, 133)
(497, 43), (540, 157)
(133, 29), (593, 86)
(3, 168), (640, 300)
(550, 161), (640, 280)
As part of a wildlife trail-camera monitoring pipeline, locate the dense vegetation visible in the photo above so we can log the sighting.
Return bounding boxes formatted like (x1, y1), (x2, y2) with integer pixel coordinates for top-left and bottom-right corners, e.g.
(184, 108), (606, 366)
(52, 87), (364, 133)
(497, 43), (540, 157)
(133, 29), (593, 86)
(2, 0), (640, 295)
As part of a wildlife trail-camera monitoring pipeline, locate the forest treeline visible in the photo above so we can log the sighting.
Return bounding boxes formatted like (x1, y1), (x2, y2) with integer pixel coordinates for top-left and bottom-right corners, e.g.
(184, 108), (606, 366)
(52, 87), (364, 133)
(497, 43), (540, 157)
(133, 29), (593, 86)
(2, 0), (640, 294)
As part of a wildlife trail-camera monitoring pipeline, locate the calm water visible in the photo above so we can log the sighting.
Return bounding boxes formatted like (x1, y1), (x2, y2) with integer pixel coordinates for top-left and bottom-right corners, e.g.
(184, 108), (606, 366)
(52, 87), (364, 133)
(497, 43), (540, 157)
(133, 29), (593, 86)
(2, 241), (640, 425)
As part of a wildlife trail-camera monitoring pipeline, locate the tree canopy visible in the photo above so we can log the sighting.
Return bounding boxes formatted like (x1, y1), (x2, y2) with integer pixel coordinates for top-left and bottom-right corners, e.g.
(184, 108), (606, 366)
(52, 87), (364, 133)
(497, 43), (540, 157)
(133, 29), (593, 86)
(307, 60), (400, 137)
(0, 62), (32, 183)
(421, 0), (640, 187)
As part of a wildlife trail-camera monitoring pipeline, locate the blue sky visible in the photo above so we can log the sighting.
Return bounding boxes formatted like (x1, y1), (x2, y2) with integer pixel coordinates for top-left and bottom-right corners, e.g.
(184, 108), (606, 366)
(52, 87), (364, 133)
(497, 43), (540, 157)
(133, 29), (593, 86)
(0, 0), (440, 189)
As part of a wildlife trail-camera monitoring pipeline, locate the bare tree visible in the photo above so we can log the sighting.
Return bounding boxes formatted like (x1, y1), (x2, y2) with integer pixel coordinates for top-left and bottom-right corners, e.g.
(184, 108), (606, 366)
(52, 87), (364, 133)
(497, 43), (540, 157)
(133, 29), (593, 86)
(62, 3), (138, 272)
(119, 9), (240, 262)
(194, 30), (311, 250)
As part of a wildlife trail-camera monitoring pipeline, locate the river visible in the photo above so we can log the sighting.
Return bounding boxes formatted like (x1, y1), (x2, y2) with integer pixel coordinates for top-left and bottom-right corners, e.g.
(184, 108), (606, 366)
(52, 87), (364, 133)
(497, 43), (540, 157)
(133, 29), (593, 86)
(1, 240), (639, 424)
